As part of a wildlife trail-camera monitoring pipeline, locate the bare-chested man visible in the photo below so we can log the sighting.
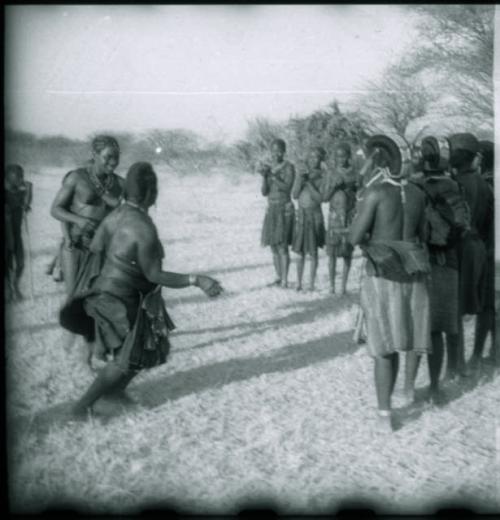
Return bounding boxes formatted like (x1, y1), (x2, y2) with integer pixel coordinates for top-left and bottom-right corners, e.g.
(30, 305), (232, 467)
(59, 162), (223, 419)
(349, 135), (431, 431)
(291, 146), (326, 291)
(5, 164), (32, 301)
(50, 135), (124, 295)
(323, 143), (359, 295)
(259, 138), (296, 288)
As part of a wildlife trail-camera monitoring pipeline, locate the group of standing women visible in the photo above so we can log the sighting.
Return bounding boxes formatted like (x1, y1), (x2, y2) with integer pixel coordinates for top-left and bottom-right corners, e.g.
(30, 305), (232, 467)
(259, 138), (360, 295)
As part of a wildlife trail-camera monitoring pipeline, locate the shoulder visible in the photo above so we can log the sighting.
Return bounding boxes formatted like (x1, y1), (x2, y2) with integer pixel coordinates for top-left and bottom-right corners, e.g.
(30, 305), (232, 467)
(284, 160), (295, 172)
(127, 210), (158, 242)
(62, 167), (87, 186)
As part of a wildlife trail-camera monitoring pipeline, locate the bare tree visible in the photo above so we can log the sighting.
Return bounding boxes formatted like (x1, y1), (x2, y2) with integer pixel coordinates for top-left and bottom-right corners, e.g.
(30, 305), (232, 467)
(358, 67), (436, 147)
(400, 4), (494, 125)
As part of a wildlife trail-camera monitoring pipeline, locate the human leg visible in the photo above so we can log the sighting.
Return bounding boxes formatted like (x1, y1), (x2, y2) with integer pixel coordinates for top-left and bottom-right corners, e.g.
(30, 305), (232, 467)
(296, 253), (305, 291)
(403, 351), (421, 404)
(428, 332), (445, 402)
(309, 252), (318, 290)
(268, 245), (282, 286)
(341, 255), (352, 295)
(279, 246), (290, 288)
(445, 331), (460, 380)
(470, 308), (494, 367)
(13, 227), (25, 299)
(328, 254), (337, 294)
(374, 352), (399, 412)
(72, 362), (135, 417)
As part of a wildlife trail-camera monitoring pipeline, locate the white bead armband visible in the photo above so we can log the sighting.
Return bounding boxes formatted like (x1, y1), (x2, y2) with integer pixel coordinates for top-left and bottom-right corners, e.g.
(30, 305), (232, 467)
(189, 274), (197, 286)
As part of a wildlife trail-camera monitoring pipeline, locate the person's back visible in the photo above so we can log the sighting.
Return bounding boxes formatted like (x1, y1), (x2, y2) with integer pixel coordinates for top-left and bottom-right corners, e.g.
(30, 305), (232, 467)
(367, 182), (425, 243)
(97, 204), (158, 292)
(348, 135), (432, 430)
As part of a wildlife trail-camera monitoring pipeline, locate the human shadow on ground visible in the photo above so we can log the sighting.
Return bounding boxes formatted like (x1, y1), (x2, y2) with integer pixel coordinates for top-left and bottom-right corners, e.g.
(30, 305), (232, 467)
(172, 293), (358, 356)
(135, 329), (360, 409)
(9, 331), (359, 438)
(393, 362), (499, 431)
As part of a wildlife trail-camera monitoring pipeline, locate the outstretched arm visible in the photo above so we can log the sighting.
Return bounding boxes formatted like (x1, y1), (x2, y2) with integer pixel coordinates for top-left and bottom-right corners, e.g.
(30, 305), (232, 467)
(137, 227), (223, 296)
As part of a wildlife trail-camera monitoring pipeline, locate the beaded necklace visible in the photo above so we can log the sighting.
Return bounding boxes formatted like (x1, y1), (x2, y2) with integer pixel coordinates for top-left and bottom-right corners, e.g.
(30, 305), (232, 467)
(87, 166), (114, 196)
(125, 200), (148, 214)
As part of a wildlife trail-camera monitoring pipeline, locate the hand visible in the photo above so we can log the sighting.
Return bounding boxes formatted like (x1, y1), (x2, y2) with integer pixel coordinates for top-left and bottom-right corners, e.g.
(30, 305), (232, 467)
(195, 275), (224, 297)
(77, 217), (98, 234)
(257, 162), (271, 176)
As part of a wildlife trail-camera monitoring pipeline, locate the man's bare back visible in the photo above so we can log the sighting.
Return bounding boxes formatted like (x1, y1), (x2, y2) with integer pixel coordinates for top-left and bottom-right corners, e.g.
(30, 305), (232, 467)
(350, 181), (426, 246)
(91, 204), (160, 283)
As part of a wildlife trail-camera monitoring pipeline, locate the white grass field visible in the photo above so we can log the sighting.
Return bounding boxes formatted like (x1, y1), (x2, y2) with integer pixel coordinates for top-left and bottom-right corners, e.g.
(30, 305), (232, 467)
(6, 167), (500, 514)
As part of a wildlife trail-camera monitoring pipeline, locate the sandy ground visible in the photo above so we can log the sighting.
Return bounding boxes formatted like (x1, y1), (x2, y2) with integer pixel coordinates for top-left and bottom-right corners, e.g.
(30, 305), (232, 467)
(5, 168), (500, 514)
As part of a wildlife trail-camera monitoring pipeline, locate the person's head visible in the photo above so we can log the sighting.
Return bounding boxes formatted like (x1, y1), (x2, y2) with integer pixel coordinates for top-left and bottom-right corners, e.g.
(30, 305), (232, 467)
(334, 142), (351, 168)
(5, 164), (24, 188)
(308, 146), (326, 170)
(270, 139), (286, 162)
(124, 162), (158, 207)
(478, 140), (494, 173)
(91, 135), (120, 175)
(420, 136), (441, 172)
(448, 133), (479, 170)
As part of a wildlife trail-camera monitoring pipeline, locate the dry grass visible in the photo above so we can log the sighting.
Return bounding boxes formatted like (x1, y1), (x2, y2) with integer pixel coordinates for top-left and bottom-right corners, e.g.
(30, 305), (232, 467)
(6, 168), (500, 514)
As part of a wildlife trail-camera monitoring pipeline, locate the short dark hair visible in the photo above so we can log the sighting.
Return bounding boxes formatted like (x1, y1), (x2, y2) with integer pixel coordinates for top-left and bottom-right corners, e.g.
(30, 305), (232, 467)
(271, 138), (286, 152)
(91, 135), (120, 155)
(421, 136), (440, 171)
(479, 140), (494, 172)
(125, 162), (157, 202)
(450, 149), (476, 169)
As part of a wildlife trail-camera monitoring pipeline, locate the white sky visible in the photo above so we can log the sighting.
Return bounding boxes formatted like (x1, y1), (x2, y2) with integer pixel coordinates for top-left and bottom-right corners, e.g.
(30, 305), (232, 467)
(5, 5), (418, 143)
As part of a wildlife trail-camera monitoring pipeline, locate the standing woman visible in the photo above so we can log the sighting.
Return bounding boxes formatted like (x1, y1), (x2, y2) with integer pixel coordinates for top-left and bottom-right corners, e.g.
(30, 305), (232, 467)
(259, 138), (296, 288)
(60, 162), (223, 418)
(50, 135), (124, 296)
(323, 142), (359, 295)
(292, 146), (326, 291)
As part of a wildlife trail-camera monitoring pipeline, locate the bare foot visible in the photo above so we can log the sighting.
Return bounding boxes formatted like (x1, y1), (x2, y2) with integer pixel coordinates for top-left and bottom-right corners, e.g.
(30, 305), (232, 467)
(296, 285), (303, 292)
(428, 388), (446, 407)
(280, 281), (288, 289)
(401, 390), (416, 407)
(266, 279), (282, 288)
(376, 411), (394, 433)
